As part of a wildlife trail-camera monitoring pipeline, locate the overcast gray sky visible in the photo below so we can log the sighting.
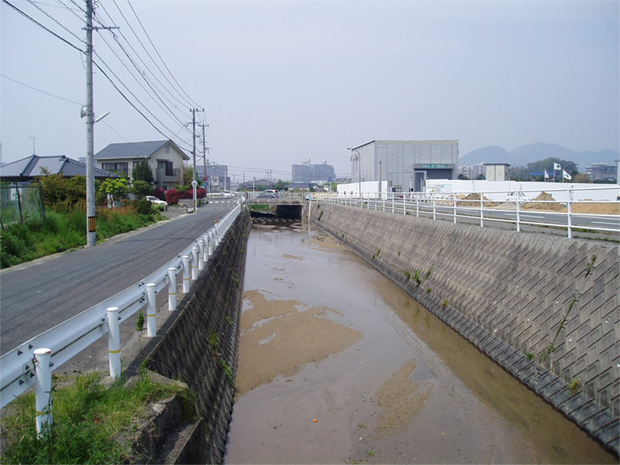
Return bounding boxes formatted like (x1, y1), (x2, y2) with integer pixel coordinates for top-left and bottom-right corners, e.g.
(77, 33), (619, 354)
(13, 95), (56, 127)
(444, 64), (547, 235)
(1, 0), (618, 180)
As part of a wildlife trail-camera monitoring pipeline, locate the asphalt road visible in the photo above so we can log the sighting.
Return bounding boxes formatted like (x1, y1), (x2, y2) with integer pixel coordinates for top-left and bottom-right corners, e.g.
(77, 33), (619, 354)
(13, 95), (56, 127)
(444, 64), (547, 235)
(0, 202), (234, 355)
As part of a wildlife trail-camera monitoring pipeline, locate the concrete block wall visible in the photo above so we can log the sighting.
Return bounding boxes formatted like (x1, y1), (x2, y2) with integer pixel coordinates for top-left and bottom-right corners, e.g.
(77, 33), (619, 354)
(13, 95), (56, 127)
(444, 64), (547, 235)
(146, 210), (252, 464)
(310, 202), (619, 454)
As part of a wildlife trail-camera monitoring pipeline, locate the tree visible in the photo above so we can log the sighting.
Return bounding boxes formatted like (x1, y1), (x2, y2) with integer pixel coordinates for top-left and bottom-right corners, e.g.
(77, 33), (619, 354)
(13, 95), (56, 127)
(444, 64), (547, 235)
(132, 160), (154, 184)
(458, 173), (469, 180)
(527, 158), (577, 178)
(573, 173), (592, 183)
(275, 179), (290, 190)
(36, 171), (86, 209)
(99, 178), (128, 207)
(132, 180), (153, 198)
(179, 166), (203, 191)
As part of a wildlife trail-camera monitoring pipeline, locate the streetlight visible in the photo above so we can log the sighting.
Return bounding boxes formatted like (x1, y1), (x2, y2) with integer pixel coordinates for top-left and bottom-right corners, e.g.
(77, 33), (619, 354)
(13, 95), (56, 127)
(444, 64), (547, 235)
(348, 147), (361, 198)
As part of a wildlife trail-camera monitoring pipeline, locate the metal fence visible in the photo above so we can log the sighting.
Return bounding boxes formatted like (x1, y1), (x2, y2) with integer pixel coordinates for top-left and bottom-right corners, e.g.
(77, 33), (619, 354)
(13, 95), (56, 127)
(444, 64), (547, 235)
(0, 183), (45, 228)
(0, 203), (243, 427)
(324, 185), (620, 239)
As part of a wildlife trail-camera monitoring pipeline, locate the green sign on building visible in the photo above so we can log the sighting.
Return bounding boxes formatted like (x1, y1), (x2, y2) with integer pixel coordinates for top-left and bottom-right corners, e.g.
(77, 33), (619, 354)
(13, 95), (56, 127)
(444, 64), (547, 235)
(420, 164), (450, 169)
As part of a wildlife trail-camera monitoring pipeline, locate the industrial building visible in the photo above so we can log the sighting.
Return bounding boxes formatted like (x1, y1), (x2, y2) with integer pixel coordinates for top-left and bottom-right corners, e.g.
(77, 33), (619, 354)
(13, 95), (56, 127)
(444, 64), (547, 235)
(460, 163), (486, 180)
(349, 140), (459, 192)
(196, 164), (231, 191)
(292, 160), (335, 183)
(586, 163), (617, 182)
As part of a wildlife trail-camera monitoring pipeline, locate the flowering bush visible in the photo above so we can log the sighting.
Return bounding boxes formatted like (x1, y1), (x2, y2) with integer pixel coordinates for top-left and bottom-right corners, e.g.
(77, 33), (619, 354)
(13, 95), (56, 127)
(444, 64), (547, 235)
(153, 188), (166, 201)
(165, 189), (179, 205)
(176, 189), (206, 200)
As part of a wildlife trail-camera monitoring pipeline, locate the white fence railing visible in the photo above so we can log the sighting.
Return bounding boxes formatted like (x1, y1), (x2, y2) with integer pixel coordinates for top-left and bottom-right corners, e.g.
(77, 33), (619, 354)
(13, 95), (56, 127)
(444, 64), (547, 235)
(324, 186), (620, 239)
(0, 204), (243, 413)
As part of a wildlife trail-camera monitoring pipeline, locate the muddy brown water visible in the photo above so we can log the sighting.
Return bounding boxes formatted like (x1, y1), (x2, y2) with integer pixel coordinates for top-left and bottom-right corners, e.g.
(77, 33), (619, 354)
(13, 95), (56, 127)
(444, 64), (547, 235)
(225, 220), (616, 464)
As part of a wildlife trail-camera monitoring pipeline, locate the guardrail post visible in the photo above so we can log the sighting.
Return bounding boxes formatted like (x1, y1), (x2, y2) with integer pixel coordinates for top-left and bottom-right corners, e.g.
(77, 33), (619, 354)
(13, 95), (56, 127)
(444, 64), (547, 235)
(214, 222), (221, 246)
(453, 195), (457, 223)
(208, 231), (214, 256)
(480, 191), (484, 228)
(516, 195), (521, 232)
(432, 194), (436, 220)
(146, 283), (157, 337)
(182, 255), (190, 293)
(416, 195), (420, 217)
(198, 240), (205, 271)
(403, 197), (406, 215)
(567, 188), (573, 238)
(203, 234), (209, 263)
(168, 267), (177, 311)
(191, 247), (199, 280)
(107, 307), (121, 378)
(34, 348), (52, 437)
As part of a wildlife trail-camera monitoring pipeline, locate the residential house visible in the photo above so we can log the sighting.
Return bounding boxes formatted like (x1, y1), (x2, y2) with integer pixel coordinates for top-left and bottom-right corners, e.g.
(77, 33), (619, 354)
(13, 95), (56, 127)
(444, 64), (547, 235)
(94, 140), (188, 190)
(0, 155), (118, 183)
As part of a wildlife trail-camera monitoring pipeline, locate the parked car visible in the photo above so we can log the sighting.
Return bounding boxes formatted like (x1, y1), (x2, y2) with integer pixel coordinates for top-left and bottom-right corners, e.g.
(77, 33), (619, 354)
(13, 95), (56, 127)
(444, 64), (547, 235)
(146, 195), (168, 206)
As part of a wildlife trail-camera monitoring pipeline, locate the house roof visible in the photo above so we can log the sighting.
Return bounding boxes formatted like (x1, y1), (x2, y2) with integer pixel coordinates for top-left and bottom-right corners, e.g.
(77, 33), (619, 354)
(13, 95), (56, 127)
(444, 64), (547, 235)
(0, 155), (118, 180)
(94, 140), (189, 160)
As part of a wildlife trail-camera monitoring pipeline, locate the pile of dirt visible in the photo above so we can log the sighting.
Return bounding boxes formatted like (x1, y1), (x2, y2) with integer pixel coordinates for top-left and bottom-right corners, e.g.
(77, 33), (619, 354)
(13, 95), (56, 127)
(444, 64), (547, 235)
(563, 201), (620, 215)
(522, 192), (564, 211)
(458, 192), (496, 207)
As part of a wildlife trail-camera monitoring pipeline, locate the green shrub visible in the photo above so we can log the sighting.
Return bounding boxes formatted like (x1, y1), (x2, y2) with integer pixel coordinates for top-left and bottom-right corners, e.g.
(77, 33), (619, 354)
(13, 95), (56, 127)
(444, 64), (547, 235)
(136, 199), (153, 215)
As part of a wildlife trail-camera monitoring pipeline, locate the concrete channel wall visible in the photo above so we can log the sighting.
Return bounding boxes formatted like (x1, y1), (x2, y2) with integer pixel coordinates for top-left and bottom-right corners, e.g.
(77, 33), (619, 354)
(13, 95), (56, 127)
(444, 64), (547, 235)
(145, 209), (252, 463)
(309, 201), (619, 455)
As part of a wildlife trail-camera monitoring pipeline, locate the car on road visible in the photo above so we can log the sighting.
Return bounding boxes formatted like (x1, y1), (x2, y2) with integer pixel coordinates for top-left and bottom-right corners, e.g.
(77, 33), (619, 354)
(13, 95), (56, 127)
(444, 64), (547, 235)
(258, 192), (277, 199)
(146, 195), (168, 206)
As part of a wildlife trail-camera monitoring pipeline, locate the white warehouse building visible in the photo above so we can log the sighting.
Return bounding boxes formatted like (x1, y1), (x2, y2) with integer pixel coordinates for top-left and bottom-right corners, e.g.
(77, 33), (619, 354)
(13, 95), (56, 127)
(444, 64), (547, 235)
(350, 140), (459, 193)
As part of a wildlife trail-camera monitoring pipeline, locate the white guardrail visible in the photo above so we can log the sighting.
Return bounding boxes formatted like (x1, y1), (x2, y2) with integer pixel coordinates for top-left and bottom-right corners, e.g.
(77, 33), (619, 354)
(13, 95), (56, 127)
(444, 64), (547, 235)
(0, 204), (243, 415)
(327, 185), (620, 238)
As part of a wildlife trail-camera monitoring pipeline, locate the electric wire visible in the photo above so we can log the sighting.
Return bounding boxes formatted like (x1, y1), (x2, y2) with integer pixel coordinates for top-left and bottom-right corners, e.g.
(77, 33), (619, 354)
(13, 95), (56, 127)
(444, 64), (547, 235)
(93, 59), (193, 154)
(23, 0), (85, 43)
(2, 0), (84, 53)
(6, 0), (198, 155)
(1, 73), (83, 105)
(106, 0), (195, 111)
(125, 0), (202, 109)
(94, 27), (191, 135)
(96, 2), (193, 113)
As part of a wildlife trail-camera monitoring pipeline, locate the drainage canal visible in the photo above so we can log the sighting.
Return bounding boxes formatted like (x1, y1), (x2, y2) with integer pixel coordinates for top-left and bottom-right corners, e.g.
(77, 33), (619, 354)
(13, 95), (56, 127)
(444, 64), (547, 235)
(249, 204), (303, 220)
(225, 219), (615, 464)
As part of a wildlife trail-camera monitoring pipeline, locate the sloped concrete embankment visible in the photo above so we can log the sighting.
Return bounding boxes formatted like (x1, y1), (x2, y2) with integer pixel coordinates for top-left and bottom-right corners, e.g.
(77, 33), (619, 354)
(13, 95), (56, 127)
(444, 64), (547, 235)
(310, 202), (619, 455)
(144, 209), (252, 463)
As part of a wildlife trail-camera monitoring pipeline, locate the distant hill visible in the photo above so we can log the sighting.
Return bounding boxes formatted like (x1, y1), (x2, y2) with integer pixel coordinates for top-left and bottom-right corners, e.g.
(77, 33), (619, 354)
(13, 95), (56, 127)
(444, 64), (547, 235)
(459, 143), (619, 170)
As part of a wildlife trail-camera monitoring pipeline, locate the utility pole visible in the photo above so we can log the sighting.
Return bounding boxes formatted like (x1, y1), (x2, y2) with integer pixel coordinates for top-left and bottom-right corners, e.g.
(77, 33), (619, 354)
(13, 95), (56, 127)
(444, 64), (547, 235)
(83, 0), (116, 247)
(189, 108), (204, 211)
(85, 0), (96, 246)
(200, 123), (209, 192)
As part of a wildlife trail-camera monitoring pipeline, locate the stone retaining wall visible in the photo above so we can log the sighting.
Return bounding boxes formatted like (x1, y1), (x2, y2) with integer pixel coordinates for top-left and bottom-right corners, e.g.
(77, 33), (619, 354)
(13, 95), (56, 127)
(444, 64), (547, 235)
(146, 209), (252, 464)
(310, 201), (619, 455)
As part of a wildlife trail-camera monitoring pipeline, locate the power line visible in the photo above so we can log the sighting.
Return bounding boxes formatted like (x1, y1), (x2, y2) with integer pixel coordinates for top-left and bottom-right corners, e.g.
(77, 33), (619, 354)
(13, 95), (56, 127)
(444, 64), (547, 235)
(2, 0), (84, 53)
(93, 60), (193, 154)
(5, 0), (195, 154)
(96, 1), (193, 112)
(94, 28), (191, 134)
(0, 73), (83, 105)
(125, 0), (202, 109)
(24, 0), (85, 44)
